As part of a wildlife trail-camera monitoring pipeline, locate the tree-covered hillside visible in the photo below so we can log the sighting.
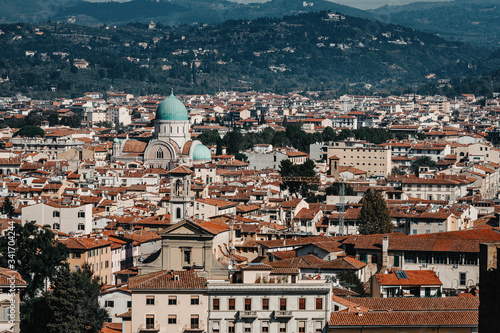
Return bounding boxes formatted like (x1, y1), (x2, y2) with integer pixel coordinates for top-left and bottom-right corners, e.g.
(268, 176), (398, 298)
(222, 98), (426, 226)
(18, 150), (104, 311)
(0, 11), (498, 98)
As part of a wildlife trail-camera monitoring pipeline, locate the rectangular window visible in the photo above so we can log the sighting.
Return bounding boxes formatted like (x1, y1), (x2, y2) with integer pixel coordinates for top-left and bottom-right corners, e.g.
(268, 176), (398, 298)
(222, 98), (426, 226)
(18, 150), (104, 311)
(460, 272), (467, 286)
(53, 211), (60, 217)
(393, 255), (400, 267)
(279, 322), (286, 333)
(191, 315), (199, 329)
(212, 298), (219, 311)
(245, 298), (252, 311)
(244, 323), (251, 333)
(299, 298), (306, 310)
(405, 252), (417, 263)
(2, 306), (9, 322)
(168, 296), (177, 305)
(168, 315), (176, 324)
(262, 321), (269, 333)
(105, 300), (114, 307)
(262, 298), (269, 310)
(184, 250), (191, 264)
(228, 321), (235, 333)
(78, 211), (85, 218)
(191, 296), (199, 305)
(78, 223), (85, 231)
(315, 321), (323, 333)
(127, 301), (132, 308)
(316, 298), (323, 310)
(299, 321), (306, 333)
(145, 314), (155, 329)
(228, 298), (235, 310)
(212, 321), (220, 333)
(146, 296), (154, 305)
(73, 252), (81, 259)
(280, 298), (287, 311)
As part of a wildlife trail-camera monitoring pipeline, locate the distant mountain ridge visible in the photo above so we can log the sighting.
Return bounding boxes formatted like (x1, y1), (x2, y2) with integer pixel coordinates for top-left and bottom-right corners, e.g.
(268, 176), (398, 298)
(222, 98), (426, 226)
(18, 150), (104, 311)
(368, 0), (500, 48)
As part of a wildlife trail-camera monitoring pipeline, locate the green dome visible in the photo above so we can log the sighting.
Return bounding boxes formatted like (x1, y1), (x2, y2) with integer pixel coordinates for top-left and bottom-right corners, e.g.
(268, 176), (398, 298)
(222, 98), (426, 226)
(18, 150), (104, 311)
(113, 138), (120, 144)
(193, 144), (212, 160)
(156, 91), (188, 121)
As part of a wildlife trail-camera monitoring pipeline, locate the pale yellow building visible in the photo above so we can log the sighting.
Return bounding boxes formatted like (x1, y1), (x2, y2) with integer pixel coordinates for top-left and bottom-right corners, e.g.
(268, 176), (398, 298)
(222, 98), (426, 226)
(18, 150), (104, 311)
(326, 140), (392, 177)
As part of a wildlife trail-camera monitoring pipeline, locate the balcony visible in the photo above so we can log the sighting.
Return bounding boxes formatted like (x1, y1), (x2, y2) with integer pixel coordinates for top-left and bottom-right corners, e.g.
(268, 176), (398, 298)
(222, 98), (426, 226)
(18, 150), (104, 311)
(182, 324), (205, 332)
(274, 310), (293, 319)
(239, 310), (258, 319)
(137, 324), (160, 332)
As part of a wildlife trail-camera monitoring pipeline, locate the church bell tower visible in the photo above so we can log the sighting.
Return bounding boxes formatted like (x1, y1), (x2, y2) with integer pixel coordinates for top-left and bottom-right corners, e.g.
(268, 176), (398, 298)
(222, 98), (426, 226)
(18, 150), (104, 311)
(168, 165), (193, 223)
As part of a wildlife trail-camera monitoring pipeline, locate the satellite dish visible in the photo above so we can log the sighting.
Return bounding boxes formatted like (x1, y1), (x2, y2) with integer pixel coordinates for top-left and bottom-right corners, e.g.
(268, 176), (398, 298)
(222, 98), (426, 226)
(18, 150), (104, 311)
(228, 265), (233, 270)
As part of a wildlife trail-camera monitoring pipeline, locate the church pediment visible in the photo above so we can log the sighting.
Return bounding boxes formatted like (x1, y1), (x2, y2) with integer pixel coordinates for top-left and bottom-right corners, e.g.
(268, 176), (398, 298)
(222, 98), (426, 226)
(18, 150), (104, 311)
(161, 219), (214, 238)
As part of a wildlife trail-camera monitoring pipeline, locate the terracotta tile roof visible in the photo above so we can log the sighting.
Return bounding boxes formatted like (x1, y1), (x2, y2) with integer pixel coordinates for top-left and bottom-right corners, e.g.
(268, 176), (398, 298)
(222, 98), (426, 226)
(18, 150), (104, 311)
(316, 256), (366, 270)
(169, 165), (193, 175)
(269, 267), (300, 275)
(0, 267), (26, 286)
(128, 270), (207, 290)
(268, 254), (327, 268)
(351, 296), (479, 312)
(100, 323), (122, 333)
(122, 140), (147, 153)
(196, 197), (238, 209)
(329, 310), (478, 327)
(258, 235), (336, 249)
(197, 221), (230, 234)
(374, 270), (442, 286)
(60, 237), (112, 250)
(331, 287), (359, 297)
(271, 250), (297, 260)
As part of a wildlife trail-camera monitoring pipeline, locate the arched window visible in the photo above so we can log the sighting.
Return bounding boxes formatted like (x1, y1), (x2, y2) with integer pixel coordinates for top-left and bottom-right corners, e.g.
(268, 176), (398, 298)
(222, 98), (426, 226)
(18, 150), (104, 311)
(156, 148), (164, 159)
(176, 208), (182, 219)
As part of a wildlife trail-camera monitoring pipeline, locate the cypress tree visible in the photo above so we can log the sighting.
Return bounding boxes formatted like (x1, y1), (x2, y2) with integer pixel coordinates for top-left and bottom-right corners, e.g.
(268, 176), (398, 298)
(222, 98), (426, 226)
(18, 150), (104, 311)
(357, 189), (393, 235)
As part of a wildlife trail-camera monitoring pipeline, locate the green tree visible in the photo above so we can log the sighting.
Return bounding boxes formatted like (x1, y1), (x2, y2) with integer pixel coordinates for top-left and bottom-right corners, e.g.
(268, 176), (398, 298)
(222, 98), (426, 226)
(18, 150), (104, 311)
(411, 156), (436, 175)
(198, 130), (221, 146)
(325, 183), (356, 196)
(14, 125), (44, 138)
(0, 221), (69, 298)
(223, 130), (245, 154)
(322, 126), (336, 142)
(60, 114), (82, 128)
(336, 270), (366, 296)
(357, 189), (393, 235)
(1, 197), (15, 218)
(280, 159), (317, 197)
(21, 264), (108, 333)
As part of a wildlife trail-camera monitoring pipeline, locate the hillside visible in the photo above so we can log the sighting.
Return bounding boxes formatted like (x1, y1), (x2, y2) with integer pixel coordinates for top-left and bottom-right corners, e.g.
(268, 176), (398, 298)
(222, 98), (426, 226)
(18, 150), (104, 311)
(0, 11), (498, 98)
(369, 0), (500, 48)
(0, 0), (374, 25)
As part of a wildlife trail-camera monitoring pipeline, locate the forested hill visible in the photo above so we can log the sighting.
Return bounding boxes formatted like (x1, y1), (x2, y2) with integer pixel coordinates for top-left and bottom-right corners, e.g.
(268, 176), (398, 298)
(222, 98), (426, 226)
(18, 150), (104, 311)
(0, 0), (374, 25)
(369, 0), (500, 48)
(0, 11), (499, 98)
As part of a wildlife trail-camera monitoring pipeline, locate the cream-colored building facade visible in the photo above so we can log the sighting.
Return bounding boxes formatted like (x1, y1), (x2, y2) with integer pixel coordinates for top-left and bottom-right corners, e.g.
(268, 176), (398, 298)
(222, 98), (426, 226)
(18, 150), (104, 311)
(325, 140), (392, 177)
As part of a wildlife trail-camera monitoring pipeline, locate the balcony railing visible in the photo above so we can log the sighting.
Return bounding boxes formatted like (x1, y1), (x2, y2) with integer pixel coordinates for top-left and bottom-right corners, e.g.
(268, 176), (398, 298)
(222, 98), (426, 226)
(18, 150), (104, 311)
(137, 324), (160, 332)
(274, 310), (293, 318)
(239, 310), (258, 319)
(182, 324), (205, 332)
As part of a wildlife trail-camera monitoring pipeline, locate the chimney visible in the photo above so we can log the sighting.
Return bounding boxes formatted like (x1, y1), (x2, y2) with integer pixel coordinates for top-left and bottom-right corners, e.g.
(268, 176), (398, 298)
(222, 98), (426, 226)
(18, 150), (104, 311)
(382, 235), (389, 268)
